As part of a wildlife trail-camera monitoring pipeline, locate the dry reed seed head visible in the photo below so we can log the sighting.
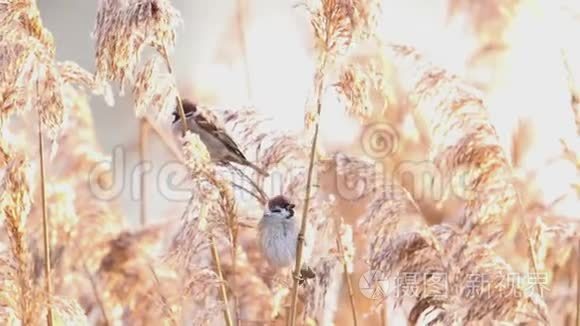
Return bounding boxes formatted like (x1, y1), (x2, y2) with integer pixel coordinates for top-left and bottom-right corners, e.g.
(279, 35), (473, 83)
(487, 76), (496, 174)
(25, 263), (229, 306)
(0, 0), (56, 54)
(0, 132), (16, 169)
(49, 297), (89, 326)
(99, 228), (163, 273)
(360, 183), (448, 281)
(530, 217), (550, 274)
(330, 152), (384, 197)
(100, 264), (161, 320)
(183, 269), (219, 301)
(0, 305), (19, 325)
(211, 175), (237, 225)
(0, 150), (8, 171)
(44, 182), (78, 245)
(0, 153), (39, 325)
(183, 174), (236, 234)
(561, 139), (580, 171)
(385, 44), (516, 237)
(132, 55), (177, 119)
(302, 0), (354, 59)
(0, 3), (69, 141)
(438, 241), (549, 324)
(165, 199), (212, 269)
(0, 36), (44, 124)
(93, 0), (181, 92)
(221, 106), (311, 173)
(334, 63), (375, 119)
(0, 32), (68, 142)
(57, 61), (115, 106)
(447, 0), (520, 43)
(303, 256), (342, 324)
(350, 0), (381, 40)
(304, 0), (380, 60)
(37, 61), (66, 141)
(221, 251), (274, 321)
(181, 131), (211, 174)
(56, 89), (115, 185)
(368, 224), (548, 325)
(305, 197), (338, 255)
(0, 153), (33, 226)
(190, 300), (225, 326)
(360, 182), (423, 234)
(61, 87), (98, 135)
(256, 135), (308, 172)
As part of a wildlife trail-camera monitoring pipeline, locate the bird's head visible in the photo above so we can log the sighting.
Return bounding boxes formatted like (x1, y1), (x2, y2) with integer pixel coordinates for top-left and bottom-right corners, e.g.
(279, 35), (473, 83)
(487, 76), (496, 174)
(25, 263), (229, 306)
(172, 99), (197, 124)
(266, 195), (296, 219)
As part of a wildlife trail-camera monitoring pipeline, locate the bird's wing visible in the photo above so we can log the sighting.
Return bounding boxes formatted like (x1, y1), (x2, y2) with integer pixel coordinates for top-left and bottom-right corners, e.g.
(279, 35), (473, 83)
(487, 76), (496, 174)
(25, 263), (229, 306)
(194, 108), (249, 161)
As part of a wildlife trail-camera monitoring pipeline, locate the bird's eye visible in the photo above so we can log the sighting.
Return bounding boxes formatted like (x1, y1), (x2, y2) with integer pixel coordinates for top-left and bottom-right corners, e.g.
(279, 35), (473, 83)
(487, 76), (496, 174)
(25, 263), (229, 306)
(271, 208), (282, 213)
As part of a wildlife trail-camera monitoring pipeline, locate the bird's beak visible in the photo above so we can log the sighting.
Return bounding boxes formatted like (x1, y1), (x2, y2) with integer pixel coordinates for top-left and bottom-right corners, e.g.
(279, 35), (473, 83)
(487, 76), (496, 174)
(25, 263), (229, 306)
(287, 204), (296, 219)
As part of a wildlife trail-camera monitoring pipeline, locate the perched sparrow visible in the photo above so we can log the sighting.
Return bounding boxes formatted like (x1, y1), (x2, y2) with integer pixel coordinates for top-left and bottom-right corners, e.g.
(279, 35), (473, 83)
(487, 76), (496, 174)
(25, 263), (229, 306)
(258, 195), (315, 284)
(172, 100), (269, 176)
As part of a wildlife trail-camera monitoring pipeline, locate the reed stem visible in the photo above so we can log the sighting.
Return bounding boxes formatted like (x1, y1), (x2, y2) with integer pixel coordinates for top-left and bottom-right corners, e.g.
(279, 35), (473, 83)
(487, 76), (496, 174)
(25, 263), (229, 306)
(209, 230), (233, 326)
(144, 116), (183, 160)
(37, 110), (53, 326)
(576, 239), (580, 326)
(288, 54), (328, 326)
(84, 263), (110, 326)
(160, 46), (189, 135)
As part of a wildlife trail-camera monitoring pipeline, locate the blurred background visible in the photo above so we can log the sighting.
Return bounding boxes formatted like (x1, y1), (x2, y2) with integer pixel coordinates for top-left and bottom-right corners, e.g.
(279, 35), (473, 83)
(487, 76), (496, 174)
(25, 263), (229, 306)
(38, 0), (579, 226)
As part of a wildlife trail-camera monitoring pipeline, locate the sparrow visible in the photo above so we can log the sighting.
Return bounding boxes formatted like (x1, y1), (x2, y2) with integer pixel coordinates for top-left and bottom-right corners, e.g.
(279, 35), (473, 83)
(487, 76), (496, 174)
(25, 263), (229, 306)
(172, 100), (269, 176)
(258, 195), (315, 284)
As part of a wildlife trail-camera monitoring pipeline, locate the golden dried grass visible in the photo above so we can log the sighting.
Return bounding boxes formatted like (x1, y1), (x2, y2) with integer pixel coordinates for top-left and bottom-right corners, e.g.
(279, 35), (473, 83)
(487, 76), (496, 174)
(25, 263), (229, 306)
(0, 0), (579, 325)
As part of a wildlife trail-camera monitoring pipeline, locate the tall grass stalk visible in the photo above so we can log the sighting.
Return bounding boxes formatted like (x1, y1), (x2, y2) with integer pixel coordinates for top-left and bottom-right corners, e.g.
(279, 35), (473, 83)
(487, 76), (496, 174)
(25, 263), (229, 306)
(515, 192), (542, 295)
(84, 263), (110, 326)
(37, 109), (53, 326)
(144, 115), (183, 160)
(161, 47), (233, 325)
(288, 52), (329, 326)
(208, 229), (233, 326)
(160, 47), (189, 136)
(576, 239), (580, 326)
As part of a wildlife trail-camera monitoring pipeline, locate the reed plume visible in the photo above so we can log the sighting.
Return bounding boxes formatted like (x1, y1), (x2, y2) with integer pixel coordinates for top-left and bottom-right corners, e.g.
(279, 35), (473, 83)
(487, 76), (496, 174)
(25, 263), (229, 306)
(93, 0), (181, 93)
(132, 56), (177, 119)
(179, 132), (234, 326)
(0, 153), (38, 325)
(1, 1), (578, 325)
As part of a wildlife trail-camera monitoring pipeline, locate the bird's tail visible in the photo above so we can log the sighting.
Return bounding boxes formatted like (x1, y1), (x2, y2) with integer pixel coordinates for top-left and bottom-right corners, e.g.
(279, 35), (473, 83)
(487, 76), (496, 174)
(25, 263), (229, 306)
(245, 160), (270, 177)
